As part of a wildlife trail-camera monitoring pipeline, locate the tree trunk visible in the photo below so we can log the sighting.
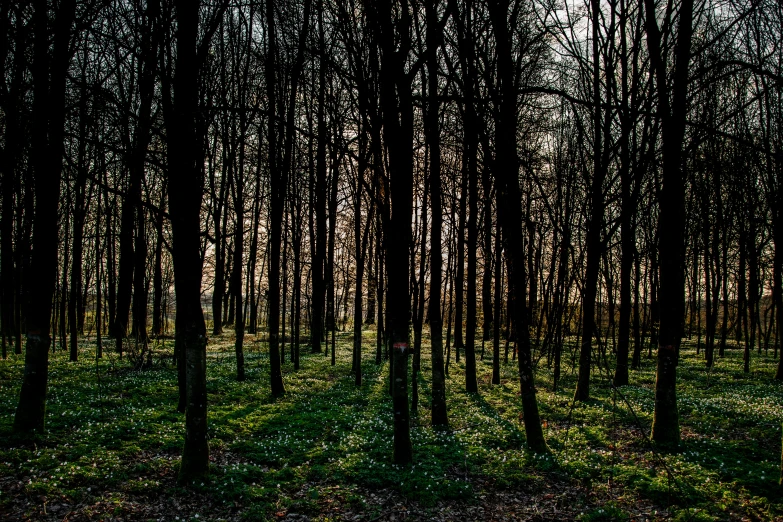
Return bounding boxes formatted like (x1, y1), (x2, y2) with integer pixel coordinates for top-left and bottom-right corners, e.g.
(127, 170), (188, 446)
(105, 178), (117, 342)
(0, 4), (25, 361)
(152, 190), (166, 336)
(632, 251), (642, 369)
(492, 219), (502, 385)
(60, 193), (70, 352)
(131, 208), (149, 349)
(464, 142), (479, 392)
(211, 148), (228, 336)
(265, 0), (285, 397)
(488, 0), (547, 453)
(96, 188), (103, 359)
(327, 120), (339, 367)
(233, 115), (247, 381)
(412, 168), (428, 413)
(368, 0), (414, 464)
(353, 147), (366, 386)
(574, 0), (606, 402)
(311, 0), (327, 354)
(481, 177), (493, 348)
(426, 0), (447, 425)
(170, 0), (209, 482)
(614, 0), (633, 386)
(14, 0), (76, 433)
(376, 210), (385, 364)
(645, 0), (694, 446)
(69, 80), (89, 361)
(454, 150), (467, 356)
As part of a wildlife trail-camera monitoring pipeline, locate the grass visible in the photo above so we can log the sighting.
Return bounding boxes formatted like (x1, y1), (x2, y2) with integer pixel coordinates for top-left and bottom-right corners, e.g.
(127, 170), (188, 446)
(1, 327), (781, 520)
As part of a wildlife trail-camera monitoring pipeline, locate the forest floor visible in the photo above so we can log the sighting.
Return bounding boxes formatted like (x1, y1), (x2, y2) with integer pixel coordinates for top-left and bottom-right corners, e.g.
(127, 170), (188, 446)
(1, 328), (782, 521)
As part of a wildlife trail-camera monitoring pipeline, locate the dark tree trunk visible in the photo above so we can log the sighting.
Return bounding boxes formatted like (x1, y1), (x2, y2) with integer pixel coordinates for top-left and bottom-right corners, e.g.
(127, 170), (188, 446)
(131, 0), (160, 351)
(574, 0), (606, 402)
(281, 0), (311, 366)
(488, 0), (547, 453)
(458, 2), (478, 391)
(96, 188), (103, 359)
(60, 194), (70, 352)
(152, 190), (166, 336)
(14, 0), (77, 433)
(774, 198), (783, 380)
(233, 128), (247, 382)
(411, 169), (428, 413)
(115, 176), (134, 355)
(614, 0), (634, 387)
(718, 227), (729, 358)
(327, 122), (339, 366)
(170, 0), (209, 482)
(454, 150), (467, 356)
(366, 237), (376, 325)
(311, 0), (327, 354)
(0, 3), (25, 361)
(645, 0), (694, 446)
(291, 179), (303, 370)
(367, 0), (414, 464)
(247, 139), (264, 335)
(352, 161), (372, 386)
(481, 181), (493, 348)
(632, 251), (643, 369)
(702, 187), (715, 366)
(492, 219), (501, 385)
(105, 178), (117, 341)
(69, 65), (90, 362)
(426, 0), (447, 425)
(265, 0), (285, 397)
(376, 210), (385, 364)
(132, 209), (149, 347)
(464, 144), (479, 392)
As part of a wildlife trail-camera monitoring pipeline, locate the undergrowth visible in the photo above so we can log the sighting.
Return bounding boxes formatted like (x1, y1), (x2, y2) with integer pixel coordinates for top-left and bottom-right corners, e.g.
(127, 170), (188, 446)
(0, 328), (781, 520)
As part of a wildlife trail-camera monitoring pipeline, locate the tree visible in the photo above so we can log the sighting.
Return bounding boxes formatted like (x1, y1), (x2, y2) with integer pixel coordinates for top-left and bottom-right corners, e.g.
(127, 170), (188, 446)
(574, 0), (609, 402)
(265, 0), (285, 397)
(426, 0), (447, 426)
(169, 0), (209, 481)
(645, 0), (695, 447)
(367, 0), (415, 464)
(311, 0), (328, 355)
(14, 0), (77, 433)
(487, 0), (548, 453)
(1, 2), (26, 360)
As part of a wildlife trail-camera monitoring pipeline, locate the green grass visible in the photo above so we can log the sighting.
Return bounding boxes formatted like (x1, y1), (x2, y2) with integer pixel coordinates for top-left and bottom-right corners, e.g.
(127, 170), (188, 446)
(1, 328), (781, 520)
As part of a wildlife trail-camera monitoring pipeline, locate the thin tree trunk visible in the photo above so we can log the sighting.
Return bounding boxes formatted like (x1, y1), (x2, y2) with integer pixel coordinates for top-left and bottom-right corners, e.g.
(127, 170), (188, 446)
(152, 190), (166, 336)
(574, 0), (606, 402)
(614, 0), (633, 386)
(233, 110), (248, 381)
(426, 0), (447, 425)
(454, 152), (467, 357)
(492, 219), (501, 385)
(265, 0), (285, 397)
(311, 0), (327, 354)
(96, 188), (103, 359)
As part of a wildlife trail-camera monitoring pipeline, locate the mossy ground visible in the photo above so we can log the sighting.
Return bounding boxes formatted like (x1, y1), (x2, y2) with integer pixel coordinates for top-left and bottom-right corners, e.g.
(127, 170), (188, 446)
(1, 328), (781, 520)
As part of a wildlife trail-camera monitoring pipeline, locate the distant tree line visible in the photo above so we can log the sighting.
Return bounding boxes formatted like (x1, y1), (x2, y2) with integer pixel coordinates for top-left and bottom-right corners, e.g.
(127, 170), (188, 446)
(1, 0), (781, 480)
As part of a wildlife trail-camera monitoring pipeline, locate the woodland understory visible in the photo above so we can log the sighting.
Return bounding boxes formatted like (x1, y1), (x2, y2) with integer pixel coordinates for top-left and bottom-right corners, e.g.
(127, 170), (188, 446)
(1, 330), (782, 521)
